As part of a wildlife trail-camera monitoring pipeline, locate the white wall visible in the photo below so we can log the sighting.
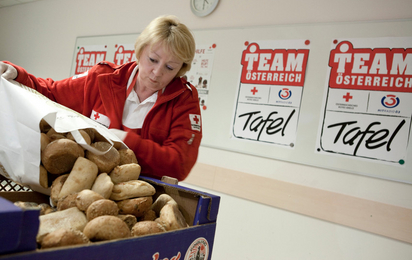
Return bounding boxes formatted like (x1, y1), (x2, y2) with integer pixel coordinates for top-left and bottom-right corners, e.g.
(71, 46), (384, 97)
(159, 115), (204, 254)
(1, 0), (412, 259)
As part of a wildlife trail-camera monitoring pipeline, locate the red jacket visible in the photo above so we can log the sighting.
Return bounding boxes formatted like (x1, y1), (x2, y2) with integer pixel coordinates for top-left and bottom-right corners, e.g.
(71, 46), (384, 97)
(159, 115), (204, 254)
(7, 61), (202, 181)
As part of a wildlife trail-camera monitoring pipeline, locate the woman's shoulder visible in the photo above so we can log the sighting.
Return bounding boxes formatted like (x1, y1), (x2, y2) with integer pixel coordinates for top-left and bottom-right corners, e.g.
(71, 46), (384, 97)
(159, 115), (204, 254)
(91, 61), (135, 73)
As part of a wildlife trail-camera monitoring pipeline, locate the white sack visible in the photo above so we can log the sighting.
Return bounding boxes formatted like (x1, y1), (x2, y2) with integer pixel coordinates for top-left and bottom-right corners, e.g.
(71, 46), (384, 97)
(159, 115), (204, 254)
(0, 77), (125, 194)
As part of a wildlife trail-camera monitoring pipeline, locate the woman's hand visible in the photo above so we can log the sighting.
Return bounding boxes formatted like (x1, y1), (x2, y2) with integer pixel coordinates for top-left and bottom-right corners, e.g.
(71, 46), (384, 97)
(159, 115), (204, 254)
(0, 62), (18, 80)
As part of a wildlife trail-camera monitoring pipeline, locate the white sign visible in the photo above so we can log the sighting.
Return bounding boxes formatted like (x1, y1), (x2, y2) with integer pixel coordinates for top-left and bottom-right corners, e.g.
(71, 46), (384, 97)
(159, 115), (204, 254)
(232, 40), (310, 147)
(317, 37), (412, 165)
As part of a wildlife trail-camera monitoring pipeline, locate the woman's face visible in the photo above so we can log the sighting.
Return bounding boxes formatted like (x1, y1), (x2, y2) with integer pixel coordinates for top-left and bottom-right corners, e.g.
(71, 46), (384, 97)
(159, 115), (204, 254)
(137, 42), (183, 92)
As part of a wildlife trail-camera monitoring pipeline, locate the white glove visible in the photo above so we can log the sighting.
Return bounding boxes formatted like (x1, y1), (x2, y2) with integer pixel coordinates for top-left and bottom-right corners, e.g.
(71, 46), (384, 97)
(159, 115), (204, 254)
(0, 62), (18, 80)
(109, 128), (128, 142)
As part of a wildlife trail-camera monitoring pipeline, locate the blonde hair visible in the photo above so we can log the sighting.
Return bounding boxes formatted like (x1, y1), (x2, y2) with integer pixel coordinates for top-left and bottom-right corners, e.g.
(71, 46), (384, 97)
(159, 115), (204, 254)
(134, 15), (196, 77)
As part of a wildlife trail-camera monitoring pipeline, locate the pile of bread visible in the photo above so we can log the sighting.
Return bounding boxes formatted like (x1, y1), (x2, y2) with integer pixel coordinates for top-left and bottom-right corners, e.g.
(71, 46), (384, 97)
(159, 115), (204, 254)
(14, 120), (188, 249)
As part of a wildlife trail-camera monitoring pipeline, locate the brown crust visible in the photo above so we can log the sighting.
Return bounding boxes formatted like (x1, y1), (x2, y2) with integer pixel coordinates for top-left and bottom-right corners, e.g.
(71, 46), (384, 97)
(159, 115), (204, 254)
(41, 139), (84, 174)
(117, 196), (153, 217)
(131, 221), (166, 237)
(41, 228), (90, 249)
(86, 199), (119, 221)
(83, 216), (131, 241)
(86, 142), (120, 173)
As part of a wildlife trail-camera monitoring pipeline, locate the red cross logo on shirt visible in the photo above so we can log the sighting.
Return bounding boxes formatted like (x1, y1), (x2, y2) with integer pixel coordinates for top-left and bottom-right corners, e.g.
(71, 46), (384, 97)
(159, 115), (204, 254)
(193, 115), (199, 124)
(251, 87), (258, 95)
(94, 112), (100, 120)
(343, 92), (353, 102)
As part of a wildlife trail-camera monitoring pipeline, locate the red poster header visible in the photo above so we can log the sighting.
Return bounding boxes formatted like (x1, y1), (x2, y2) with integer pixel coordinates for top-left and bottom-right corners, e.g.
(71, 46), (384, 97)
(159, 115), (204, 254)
(113, 45), (135, 65)
(75, 47), (107, 74)
(329, 41), (412, 93)
(240, 43), (309, 87)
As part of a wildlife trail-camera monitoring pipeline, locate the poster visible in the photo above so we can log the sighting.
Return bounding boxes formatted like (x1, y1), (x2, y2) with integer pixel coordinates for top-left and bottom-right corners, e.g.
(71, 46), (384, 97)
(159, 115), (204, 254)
(232, 40), (310, 147)
(317, 37), (412, 164)
(184, 44), (216, 111)
(74, 45), (107, 75)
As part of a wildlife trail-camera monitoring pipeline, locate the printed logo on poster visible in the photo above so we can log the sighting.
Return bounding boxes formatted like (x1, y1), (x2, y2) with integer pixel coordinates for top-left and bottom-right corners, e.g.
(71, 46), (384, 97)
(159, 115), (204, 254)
(75, 45), (107, 74)
(113, 44), (136, 65)
(381, 94), (400, 108)
(328, 41), (412, 93)
(279, 88), (292, 100)
(240, 42), (309, 86)
(318, 37), (412, 164)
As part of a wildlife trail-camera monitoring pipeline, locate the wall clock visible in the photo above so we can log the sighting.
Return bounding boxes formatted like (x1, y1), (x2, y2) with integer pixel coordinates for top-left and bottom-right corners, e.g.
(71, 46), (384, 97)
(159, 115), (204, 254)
(190, 0), (219, 17)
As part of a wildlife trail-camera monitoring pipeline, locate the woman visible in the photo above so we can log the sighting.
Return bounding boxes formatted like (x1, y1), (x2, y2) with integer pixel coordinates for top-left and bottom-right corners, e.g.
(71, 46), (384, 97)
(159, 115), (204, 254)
(0, 15), (202, 181)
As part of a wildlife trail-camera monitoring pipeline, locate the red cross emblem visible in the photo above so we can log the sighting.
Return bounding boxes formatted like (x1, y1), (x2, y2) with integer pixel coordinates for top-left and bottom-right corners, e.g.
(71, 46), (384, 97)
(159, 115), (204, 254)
(193, 115), (199, 124)
(251, 87), (258, 95)
(343, 92), (353, 102)
(94, 112), (100, 120)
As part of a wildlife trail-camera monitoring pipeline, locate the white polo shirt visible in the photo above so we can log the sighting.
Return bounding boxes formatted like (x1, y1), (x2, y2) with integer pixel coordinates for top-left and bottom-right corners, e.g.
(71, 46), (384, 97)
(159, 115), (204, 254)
(122, 66), (158, 129)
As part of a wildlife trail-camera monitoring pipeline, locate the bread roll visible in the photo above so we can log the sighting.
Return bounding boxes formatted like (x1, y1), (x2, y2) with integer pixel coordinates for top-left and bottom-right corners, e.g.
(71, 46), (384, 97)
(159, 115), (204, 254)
(140, 209), (157, 221)
(151, 194), (178, 215)
(41, 139), (84, 175)
(83, 216), (130, 241)
(39, 203), (55, 215)
(117, 196), (153, 218)
(109, 163), (141, 184)
(37, 207), (87, 244)
(86, 142), (120, 173)
(46, 128), (67, 142)
(39, 165), (48, 189)
(41, 228), (90, 249)
(50, 174), (69, 206)
(75, 189), (104, 211)
(82, 128), (96, 142)
(91, 173), (114, 199)
(110, 180), (155, 201)
(39, 119), (52, 133)
(67, 130), (92, 145)
(40, 133), (50, 152)
(117, 214), (137, 230)
(58, 157), (98, 200)
(131, 221), (166, 237)
(118, 149), (138, 165)
(57, 193), (78, 211)
(156, 203), (188, 231)
(86, 199), (118, 221)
